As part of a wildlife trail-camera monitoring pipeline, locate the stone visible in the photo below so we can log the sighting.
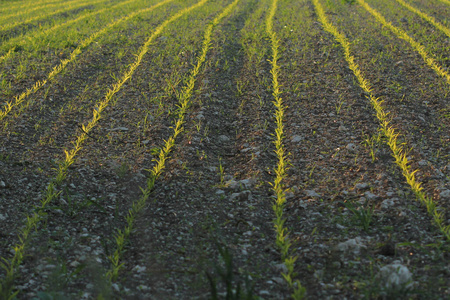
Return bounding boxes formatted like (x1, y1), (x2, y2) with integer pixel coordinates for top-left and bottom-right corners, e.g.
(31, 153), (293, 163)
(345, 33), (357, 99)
(346, 143), (356, 151)
(364, 191), (378, 200)
(239, 178), (255, 189)
(440, 190), (450, 199)
(291, 135), (303, 143)
(108, 127), (128, 131)
(377, 261), (413, 291)
(133, 265), (146, 273)
(230, 191), (251, 202)
(381, 198), (396, 209)
(337, 237), (365, 254)
(218, 135), (230, 143)
(355, 183), (369, 190)
(305, 190), (320, 198)
(418, 160), (428, 166)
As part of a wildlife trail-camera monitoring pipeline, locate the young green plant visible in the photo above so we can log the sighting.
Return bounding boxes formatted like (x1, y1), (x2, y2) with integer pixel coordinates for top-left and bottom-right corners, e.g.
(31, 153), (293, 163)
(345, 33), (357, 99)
(266, 0), (306, 298)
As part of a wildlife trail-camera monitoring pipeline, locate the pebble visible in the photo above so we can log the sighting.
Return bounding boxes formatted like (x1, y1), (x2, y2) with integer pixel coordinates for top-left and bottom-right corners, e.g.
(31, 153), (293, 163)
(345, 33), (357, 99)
(377, 261), (413, 290)
(355, 183), (369, 190)
(418, 160), (428, 166)
(272, 277), (284, 285)
(337, 237), (366, 254)
(218, 135), (230, 143)
(381, 198), (396, 209)
(133, 265), (147, 273)
(108, 127), (128, 131)
(364, 191), (378, 200)
(0, 213), (6, 221)
(346, 143), (356, 151)
(0, 180), (5, 188)
(274, 263), (288, 273)
(305, 190), (320, 198)
(291, 135), (303, 143)
(230, 191), (251, 201)
(440, 190), (450, 199)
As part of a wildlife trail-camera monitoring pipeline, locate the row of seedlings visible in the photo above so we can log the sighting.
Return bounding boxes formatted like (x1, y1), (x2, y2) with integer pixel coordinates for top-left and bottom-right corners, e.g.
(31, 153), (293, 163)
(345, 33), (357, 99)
(0, 0), (192, 297)
(393, 0), (450, 38)
(355, 0), (450, 85)
(0, 0), (81, 23)
(330, 0), (449, 295)
(313, 1), (450, 296)
(0, 0), (110, 34)
(103, 0), (242, 296)
(12, 0), (226, 297)
(353, 0), (450, 234)
(0, 0), (139, 63)
(315, 0), (449, 241)
(265, 0), (306, 298)
(0, 0), (172, 125)
(0, 0), (60, 14)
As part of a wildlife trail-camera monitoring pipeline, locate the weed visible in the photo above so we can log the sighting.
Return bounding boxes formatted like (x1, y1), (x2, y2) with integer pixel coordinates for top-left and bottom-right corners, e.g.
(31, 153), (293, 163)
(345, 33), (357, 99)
(206, 243), (254, 300)
(344, 200), (374, 231)
(115, 161), (129, 178)
(218, 157), (225, 187)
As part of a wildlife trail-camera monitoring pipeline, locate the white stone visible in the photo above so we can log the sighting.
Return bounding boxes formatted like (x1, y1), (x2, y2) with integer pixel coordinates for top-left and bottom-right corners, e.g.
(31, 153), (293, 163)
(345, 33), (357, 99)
(355, 183), (369, 190)
(218, 135), (230, 142)
(305, 190), (320, 198)
(133, 265), (146, 273)
(365, 191), (378, 200)
(108, 127), (128, 131)
(381, 199), (395, 209)
(378, 262), (413, 291)
(440, 190), (450, 199)
(291, 135), (303, 143)
(418, 160), (428, 166)
(337, 237), (365, 254)
(346, 143), (356, 151)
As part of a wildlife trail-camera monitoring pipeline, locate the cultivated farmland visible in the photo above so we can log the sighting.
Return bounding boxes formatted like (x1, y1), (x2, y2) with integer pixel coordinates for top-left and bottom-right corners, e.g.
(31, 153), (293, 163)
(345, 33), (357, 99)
(0, 0), (449, 298)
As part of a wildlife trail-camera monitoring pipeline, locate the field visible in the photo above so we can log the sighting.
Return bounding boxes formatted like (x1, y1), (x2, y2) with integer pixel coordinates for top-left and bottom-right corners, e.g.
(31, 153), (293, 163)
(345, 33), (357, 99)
(0, 0), (449, 298)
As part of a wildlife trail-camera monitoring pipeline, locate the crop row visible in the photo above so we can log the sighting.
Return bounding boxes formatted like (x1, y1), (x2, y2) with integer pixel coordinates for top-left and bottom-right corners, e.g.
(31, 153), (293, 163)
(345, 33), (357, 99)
(0, 0), (243, 297)
(0, 0), (449, 297)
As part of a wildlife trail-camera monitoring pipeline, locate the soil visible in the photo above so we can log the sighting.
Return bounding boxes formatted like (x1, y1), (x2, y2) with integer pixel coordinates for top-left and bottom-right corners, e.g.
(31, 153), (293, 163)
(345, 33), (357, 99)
(0, 0), (449, 299)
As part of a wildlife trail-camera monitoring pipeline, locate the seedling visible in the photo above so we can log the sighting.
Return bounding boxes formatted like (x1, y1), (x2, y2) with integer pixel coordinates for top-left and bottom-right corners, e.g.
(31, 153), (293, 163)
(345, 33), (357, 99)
(344, 200), (374, 231)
